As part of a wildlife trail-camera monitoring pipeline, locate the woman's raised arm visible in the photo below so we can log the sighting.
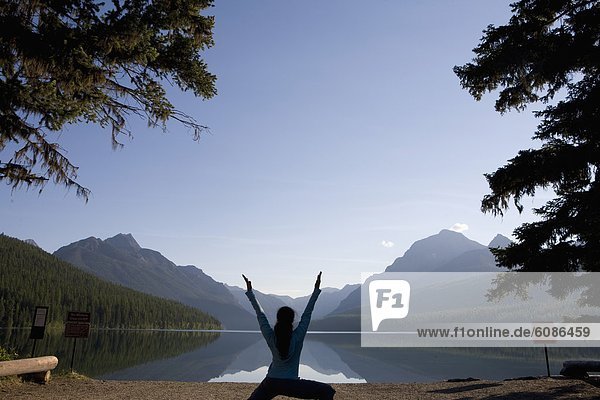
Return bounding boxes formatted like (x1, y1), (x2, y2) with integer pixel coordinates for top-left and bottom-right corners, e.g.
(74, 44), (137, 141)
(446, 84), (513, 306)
(296, 272), (322, 338)
(243, 274), (252, 292)
(243, 274), (274, 339)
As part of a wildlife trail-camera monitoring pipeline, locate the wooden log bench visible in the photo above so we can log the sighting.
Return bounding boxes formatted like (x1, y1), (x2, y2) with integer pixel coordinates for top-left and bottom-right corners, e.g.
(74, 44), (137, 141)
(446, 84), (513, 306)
(0, 356), (59, 383)
(560, 360), (600, 378)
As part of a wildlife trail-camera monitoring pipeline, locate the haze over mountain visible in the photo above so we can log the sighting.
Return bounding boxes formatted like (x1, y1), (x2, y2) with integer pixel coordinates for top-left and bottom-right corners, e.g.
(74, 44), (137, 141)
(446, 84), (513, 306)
(227, 284), (360, 321)
(313, 230), (510, 330)
(54, 233), (256, 329)
(275, 285), (360, 320)
(226, 285), (289, 322)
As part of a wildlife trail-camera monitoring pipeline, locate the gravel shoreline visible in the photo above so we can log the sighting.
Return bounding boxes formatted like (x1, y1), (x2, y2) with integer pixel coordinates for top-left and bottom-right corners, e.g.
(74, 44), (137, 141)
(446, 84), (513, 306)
(2, 377), (600, 399)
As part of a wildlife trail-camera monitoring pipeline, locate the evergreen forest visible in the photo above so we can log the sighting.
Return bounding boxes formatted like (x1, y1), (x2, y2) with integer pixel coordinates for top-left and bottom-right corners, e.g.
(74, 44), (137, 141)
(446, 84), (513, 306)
(0, 235), (221, 330)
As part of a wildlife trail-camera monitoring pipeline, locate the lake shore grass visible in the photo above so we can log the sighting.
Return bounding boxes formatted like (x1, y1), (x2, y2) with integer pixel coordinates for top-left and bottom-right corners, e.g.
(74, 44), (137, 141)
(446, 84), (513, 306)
(2, 376), (600, 399)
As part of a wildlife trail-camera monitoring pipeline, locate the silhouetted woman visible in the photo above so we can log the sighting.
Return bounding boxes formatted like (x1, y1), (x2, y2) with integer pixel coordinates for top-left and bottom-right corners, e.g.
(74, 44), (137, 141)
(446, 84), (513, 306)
(243, 272), (336, 400)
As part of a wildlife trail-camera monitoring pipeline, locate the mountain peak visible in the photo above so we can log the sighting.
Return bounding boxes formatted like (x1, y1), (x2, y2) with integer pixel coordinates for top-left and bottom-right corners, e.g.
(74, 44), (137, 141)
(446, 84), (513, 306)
(386, 229), (486, 272)
(54, 234), (256, 329)
(489, 234), (512, 249)
(104, 233), (141, 252)
(438, 229), (464, 236)
(74, 236), (103, 251)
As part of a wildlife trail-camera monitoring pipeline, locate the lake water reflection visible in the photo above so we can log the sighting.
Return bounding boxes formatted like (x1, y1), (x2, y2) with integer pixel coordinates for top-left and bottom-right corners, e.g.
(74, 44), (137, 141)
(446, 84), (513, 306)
(1, 329), (599, 383)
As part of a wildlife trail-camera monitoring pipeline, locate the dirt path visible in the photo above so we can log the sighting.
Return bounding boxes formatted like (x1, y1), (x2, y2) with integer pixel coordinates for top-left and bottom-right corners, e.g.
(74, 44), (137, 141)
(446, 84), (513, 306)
(2, 377), (600, 399)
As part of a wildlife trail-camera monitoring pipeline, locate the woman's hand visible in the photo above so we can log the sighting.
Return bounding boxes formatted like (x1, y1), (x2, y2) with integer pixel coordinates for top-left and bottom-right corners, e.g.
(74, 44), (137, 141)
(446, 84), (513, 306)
(314, 271), (322, 290)
(242, 274), (252, 292)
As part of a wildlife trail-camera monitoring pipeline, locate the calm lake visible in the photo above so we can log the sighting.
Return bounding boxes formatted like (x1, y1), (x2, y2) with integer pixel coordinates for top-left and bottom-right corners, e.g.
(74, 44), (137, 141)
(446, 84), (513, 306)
(1, 329), (599, 383)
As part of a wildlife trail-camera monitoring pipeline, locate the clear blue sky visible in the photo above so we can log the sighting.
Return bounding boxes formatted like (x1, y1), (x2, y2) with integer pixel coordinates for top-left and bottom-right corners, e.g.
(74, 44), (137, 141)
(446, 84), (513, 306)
(1, 1), (549, 295)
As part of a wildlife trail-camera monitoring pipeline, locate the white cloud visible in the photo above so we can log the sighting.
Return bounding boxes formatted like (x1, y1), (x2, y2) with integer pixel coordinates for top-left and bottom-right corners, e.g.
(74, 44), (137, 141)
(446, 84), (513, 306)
(449, 223), (469, 233)
(381, 240), (395, 248)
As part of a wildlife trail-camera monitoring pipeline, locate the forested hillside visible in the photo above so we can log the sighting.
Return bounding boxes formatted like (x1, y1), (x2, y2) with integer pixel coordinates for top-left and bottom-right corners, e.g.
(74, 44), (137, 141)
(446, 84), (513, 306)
(0, 235), (220, 330)
(54, 234), (256, 329)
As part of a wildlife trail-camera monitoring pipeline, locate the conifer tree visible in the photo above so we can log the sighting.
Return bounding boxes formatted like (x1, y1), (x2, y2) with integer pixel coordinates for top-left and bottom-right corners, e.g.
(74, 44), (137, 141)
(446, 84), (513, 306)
(0, 0), (216, 199)
(455, 0), (599, 271)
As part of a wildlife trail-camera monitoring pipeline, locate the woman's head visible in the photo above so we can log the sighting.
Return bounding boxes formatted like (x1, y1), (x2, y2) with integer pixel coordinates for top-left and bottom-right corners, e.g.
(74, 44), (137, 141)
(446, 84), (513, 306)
(276, 306), (294, 324)
(274, 306), (295, 358)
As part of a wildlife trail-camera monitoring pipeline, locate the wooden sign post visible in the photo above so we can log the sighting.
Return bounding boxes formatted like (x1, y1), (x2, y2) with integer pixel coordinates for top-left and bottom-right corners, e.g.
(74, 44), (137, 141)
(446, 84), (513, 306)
(64, 311), (91, 373)
(29, 306), (49, 357)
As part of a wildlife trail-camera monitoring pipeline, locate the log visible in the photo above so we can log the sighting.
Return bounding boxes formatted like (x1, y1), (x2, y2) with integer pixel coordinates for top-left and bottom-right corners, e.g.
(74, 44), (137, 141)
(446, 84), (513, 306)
(0, 356), (58, 383)
(560, 360), (600, 378)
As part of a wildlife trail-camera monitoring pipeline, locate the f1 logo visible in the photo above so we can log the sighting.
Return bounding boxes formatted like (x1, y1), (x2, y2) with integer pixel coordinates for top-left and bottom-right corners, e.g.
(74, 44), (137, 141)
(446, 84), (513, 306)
(369, 280), (411, 331)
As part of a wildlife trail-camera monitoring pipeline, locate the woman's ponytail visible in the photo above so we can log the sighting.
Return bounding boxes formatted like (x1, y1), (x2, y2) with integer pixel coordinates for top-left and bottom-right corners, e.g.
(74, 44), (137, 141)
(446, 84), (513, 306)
(274, 306), (294, 358)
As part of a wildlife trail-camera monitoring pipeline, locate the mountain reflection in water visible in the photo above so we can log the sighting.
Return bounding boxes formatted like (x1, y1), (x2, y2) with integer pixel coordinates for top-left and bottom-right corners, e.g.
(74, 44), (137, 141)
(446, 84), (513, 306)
(1, 330), (599, 383)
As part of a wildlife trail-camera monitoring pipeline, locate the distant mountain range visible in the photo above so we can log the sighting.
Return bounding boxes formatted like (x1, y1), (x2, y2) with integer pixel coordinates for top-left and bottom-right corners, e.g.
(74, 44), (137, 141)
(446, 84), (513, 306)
(312, 229), (511, 330)
(32, 229), (509, 330)
(226, 283), (360, 321)
(54, 234), (256, 329)
(53, 233), (361, 329)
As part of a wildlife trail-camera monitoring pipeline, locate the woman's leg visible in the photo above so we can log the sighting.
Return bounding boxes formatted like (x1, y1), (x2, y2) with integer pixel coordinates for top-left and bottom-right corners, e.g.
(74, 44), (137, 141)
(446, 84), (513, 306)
(279, 379), (335, 400)
(247, 378), (276, 400)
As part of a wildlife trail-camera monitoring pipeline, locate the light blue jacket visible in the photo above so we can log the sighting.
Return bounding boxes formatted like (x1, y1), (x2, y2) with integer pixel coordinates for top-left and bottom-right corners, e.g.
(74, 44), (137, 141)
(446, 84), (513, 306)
(246, 288), (321, 379)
